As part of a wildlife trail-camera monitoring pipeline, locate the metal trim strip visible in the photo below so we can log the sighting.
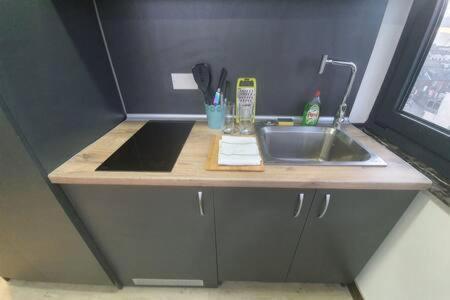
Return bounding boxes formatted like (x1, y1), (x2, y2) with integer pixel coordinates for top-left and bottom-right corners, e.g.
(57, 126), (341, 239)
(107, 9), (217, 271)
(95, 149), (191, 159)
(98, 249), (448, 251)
(126, 114), (339, 125)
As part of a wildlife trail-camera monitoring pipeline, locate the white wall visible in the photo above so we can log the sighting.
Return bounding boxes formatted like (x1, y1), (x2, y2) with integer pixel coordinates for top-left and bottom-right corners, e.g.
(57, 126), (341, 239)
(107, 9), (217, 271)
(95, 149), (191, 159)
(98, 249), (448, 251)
(350, 0), (414, 123)
(352, 2), (450, 299)
(356, 192), (450, 300)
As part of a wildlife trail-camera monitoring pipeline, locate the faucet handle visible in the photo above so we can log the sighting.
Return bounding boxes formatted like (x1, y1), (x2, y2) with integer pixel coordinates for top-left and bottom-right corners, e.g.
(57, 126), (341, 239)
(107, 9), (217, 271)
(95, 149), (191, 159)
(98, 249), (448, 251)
(333, 103), (348, 129)
(318, 55), (329, 74)
(339, 103), (347, 116)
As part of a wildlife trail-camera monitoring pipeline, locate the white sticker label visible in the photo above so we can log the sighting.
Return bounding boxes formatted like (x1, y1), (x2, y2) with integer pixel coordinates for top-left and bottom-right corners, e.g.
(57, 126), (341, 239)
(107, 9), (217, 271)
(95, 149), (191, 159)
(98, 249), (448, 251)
(171, 73), (198, 90)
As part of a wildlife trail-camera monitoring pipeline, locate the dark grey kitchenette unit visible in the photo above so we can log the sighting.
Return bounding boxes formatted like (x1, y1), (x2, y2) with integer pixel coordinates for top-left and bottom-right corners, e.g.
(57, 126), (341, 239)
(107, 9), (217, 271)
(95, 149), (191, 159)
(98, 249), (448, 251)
(49, 121), (431, 287)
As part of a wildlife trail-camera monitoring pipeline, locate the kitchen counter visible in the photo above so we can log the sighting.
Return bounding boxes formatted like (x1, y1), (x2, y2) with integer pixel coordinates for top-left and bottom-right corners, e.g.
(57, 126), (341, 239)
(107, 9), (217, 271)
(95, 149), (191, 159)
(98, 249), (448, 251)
(49, 121), (431, 190)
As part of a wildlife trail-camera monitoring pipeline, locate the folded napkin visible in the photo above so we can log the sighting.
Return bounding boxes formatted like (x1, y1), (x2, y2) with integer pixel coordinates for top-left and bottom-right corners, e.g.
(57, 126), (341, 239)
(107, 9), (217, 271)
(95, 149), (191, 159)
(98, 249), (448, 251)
(218, 136), (262, 166)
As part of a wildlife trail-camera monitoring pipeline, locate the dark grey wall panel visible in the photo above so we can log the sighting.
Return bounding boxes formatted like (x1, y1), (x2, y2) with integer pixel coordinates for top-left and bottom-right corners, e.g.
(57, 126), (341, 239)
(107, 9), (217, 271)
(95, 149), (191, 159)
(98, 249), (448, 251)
(0, 0), (125, 173)
(97, 0), (387, 115)
(0, 106), (112, 285)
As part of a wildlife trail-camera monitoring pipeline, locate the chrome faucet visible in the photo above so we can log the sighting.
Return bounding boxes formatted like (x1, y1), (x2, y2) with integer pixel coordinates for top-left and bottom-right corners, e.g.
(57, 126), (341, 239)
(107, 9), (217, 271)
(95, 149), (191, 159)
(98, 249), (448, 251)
(318, 55), (357, 129)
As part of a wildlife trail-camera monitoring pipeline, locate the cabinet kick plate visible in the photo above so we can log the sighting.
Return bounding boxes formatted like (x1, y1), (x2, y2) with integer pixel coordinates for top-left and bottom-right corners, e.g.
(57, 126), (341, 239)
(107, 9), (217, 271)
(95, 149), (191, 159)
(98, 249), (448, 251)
(132, 278), (204, 287)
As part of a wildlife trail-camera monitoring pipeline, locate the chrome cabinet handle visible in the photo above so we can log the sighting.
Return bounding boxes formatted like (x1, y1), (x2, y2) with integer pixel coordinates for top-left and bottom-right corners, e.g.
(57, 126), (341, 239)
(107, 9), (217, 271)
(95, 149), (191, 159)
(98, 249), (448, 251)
(198, 191), (205, 216)
(294, 193), (304, 218)
(318, 194), (331, 219)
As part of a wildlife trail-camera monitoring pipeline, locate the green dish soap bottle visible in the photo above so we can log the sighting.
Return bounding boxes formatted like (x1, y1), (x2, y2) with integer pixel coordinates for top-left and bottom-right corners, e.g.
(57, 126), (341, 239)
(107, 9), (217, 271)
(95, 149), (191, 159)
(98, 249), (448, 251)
(302, 90), (321, 126)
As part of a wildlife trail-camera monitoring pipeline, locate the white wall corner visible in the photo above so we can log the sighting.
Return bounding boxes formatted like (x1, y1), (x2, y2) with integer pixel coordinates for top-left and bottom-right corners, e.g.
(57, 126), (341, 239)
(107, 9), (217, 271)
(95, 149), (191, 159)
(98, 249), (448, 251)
(350, 0), (415, 123)
(356, 191), (450, 300)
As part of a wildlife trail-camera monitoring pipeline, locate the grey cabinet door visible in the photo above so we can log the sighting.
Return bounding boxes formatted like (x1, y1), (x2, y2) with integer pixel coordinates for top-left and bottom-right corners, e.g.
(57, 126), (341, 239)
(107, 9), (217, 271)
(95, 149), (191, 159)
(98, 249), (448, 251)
(63, 185), (217, 287)
(287, 189), (417, 284)
(214, 188), (315, 282)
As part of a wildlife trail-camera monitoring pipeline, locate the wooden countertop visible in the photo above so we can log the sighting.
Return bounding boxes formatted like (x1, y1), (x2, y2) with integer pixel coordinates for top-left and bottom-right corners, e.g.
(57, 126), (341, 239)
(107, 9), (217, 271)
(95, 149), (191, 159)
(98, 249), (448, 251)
(49, 121), (431, 190)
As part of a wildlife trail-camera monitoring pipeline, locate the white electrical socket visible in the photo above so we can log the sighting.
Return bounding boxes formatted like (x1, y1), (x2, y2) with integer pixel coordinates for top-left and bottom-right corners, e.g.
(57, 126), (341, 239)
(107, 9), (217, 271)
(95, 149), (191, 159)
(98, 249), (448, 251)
(171, 73), (198, 90)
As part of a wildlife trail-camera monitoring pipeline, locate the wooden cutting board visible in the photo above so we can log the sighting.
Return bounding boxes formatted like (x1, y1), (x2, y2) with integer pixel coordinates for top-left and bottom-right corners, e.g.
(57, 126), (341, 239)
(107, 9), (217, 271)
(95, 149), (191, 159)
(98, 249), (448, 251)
(205, 135), (264, 172)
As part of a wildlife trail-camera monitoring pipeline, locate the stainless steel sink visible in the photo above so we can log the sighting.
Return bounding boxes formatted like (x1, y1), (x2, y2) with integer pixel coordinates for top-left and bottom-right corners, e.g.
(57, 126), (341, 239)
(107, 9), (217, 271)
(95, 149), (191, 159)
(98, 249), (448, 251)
(256, 126), (386, 166)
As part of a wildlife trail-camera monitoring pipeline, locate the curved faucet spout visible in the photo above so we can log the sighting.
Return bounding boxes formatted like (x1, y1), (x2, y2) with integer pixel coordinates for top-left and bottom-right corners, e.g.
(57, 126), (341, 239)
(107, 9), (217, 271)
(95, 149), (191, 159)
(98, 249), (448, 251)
(318, 55), (357, 129)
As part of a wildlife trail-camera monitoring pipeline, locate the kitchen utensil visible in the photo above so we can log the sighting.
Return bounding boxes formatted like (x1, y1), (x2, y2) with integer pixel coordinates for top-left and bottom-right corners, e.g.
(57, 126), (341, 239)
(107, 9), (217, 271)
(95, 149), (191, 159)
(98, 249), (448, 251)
(217, 68), (228, 91)
(192, 63), (214, 104)
(236, 78), (257, 134)
(223, 80), (230, 104)
(213, 68), (227, 105)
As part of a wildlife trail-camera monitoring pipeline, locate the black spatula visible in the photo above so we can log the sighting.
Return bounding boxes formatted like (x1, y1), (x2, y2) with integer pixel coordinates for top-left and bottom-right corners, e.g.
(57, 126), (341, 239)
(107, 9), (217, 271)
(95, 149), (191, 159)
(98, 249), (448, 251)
(192, 63), (214, 104)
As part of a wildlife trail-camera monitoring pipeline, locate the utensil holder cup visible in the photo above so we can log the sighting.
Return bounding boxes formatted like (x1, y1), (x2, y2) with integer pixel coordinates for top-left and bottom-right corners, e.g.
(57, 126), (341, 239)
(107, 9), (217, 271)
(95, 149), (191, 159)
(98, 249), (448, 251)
(205, 104), (225, 129)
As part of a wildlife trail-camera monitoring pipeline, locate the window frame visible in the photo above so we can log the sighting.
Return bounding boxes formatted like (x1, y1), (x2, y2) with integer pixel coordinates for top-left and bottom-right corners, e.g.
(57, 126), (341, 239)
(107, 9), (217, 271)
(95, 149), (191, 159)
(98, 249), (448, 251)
(368, 0), (450, 178)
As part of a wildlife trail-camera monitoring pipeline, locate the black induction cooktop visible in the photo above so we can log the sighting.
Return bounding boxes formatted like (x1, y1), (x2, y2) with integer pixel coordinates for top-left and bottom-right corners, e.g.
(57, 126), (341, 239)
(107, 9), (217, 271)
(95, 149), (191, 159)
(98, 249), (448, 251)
(96, 121), (194, 172)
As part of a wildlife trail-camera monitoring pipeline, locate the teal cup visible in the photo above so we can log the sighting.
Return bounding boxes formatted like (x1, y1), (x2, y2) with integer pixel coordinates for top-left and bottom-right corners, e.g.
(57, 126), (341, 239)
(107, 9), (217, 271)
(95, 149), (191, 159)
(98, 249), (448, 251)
(205, 104), (225, 129)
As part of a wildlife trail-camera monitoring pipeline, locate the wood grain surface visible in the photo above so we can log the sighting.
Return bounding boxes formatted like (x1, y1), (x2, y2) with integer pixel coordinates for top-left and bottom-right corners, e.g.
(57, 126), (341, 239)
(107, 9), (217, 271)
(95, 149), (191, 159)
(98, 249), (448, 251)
(48, 121), (431, 190)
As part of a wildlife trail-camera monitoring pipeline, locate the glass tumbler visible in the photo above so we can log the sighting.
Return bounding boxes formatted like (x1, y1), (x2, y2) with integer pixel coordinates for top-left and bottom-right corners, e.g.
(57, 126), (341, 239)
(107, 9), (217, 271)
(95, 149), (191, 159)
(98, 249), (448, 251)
(223, 102), (235, 134)
(239, 103), (254, 135)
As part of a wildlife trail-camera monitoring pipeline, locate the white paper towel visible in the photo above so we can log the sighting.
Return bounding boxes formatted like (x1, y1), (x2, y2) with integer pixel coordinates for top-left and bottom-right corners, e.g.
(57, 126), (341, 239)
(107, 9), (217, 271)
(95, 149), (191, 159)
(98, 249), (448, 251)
(218, 136), (262, 166)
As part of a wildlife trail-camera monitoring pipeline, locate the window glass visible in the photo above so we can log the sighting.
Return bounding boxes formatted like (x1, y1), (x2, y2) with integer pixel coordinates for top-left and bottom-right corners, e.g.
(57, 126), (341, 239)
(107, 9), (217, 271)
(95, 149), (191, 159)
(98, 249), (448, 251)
(403, 5), (450, 131)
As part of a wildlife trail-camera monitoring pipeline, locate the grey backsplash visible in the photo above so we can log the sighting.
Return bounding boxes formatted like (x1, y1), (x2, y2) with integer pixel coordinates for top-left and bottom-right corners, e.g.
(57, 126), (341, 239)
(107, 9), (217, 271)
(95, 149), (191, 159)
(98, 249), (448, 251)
(97, 0), (387, 116)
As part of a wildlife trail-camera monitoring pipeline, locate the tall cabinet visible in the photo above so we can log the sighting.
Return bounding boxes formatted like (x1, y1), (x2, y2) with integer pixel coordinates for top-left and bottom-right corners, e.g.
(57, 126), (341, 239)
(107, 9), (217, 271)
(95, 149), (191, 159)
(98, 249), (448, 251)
(0, 107), (113, 285)
(0, 0), (125, 285)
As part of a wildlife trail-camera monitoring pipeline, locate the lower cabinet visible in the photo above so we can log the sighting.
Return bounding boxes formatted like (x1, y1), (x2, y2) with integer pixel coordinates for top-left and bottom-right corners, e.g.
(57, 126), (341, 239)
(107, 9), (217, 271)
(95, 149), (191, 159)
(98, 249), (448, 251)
(63, 185), (218, 287)
(63, 185), (418, 286)
(287, 189), (417, 283)
(214, 188), (314, 281)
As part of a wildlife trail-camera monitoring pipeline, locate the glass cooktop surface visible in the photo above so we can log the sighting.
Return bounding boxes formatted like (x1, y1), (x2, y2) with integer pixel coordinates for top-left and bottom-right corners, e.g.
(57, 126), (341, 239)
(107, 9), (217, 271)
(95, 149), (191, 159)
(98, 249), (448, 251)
(96, 121), (194, 172)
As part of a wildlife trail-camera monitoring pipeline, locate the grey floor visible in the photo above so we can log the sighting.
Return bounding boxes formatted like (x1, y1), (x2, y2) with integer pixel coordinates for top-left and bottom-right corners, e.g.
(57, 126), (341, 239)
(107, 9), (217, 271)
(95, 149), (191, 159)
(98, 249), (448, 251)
(0, 277), (352, 300)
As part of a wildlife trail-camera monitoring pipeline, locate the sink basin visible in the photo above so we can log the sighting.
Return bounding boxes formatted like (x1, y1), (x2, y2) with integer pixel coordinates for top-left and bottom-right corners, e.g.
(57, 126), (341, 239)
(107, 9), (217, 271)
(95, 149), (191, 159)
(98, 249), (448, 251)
(256, 126), (386, 166)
